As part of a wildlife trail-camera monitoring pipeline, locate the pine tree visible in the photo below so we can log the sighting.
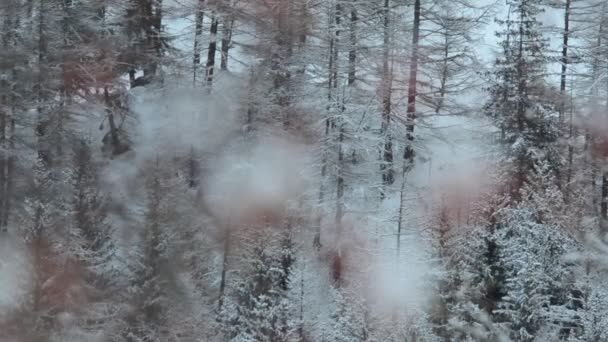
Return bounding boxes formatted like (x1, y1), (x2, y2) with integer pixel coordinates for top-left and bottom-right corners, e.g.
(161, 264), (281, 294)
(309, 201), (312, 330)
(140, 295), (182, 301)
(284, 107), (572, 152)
(324, 288), (369, 342)
(485, 0), (561, 196)
(221, 234), (295, 342)
(494, 205), (581, 341)
(68, 140), (115, 285)
(121, 164), (175, 341)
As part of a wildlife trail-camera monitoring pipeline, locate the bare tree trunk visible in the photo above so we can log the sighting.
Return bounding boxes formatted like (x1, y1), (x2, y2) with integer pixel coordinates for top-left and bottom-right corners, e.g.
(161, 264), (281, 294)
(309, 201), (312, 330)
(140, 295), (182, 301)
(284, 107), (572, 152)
(0, 83), (6, 233)
(103, 87), (127, 158)
(436, 29), (449, 114)
(397, 165), (406, 255)
(561, 0), (574, 200)
(601, 172), (608, 232)
(153, 0), (163, 82)
(589, 4), (605, 215)
(380, 0), (394, 194)
(298, 265), (305, 340)
(220, 15), (234, 71)
(3, 78), (15, 229)
(314, 117), (330, 249)
(245, 68), (257, 133)
(347, 2), (357, 85)
(0, 16), (7, 228)
(36, 0), (50, 166)
(141, 0), (156, 80)
(334, 3), (344, 231)
(0, 10), (18, 231)
(559, 0), (571, 117)
(314, 2), (340, 249)
(404, 0), (420, 169)
(335, 121), (345, 228)
(398, 0), (421, 255)
(217, 229), (230, 312)
(206, 14), (219, 91)
(193, 0), (205, 85)
(331, 3), (341, 90)
(187, 146), (200, 188)
(559, 0), (572, 108)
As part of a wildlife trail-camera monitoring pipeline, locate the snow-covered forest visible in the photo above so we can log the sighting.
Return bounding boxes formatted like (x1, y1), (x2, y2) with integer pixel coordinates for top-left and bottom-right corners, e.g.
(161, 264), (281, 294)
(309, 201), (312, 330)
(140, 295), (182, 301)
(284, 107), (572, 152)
(2, 0), (608, 340)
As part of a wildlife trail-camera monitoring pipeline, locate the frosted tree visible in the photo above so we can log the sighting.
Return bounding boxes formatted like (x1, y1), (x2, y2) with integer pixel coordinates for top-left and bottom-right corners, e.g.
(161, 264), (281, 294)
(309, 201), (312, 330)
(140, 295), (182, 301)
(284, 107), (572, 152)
(68, 140), (116, 284)
(419, 0), (487, 115)
(485, 0), (561, 196)
(323, 288), (369, 342)
(494, 204), (581, 341)
(120, 164), (182, 341)
(221, 233), (295, 342)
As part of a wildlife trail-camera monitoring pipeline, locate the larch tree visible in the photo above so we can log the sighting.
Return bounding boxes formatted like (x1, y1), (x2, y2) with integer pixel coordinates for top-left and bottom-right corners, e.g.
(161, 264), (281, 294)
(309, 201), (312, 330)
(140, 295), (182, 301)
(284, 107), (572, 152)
(397, 0), (421, 255)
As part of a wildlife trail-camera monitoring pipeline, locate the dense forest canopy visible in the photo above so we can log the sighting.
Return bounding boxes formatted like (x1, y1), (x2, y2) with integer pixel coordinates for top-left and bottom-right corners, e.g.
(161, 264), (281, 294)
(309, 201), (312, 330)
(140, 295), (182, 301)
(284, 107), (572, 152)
(1, 0), (608, 340)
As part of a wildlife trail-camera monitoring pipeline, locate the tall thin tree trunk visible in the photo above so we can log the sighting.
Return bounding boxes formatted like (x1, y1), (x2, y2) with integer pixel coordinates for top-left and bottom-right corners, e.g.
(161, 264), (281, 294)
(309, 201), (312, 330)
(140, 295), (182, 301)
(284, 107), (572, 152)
(559, 0), (570, 118)
(193, 0), (205, 85)
(0, 15), (8, 228)
(436, 29), (449, 114)
(36, 0), (50, 166)
(347, 2), (357, 85)
(404, 0), (420, 168)
(314, 117), (330, 249)
(0, 83), (6, 233)
(0, 10), (18, 230)
(104, 87), (122, 156)
(4, 96), (14, 229)
(336, 122), (345, 228)
(220, 16), (234, 71)
(601, 172), (608, 221)
(397, 166), (406, 255)
(153, 0), (163, 82)
(561, 0), (574, 199)
(0, 12), (19, 232)
(273, 1), (294, 128)
(217, 229), (230, 312)
(334, 3), (344, 231)
(582, 5), (601, 212)
(298, 265), (305, 340)
(245, 68), (257, 134)
(206, 14), (219, 91)
(398, 0), (421, 255)
(314, 2), (340, 249)
(381, 0), (394, 193)
(331, 4), (341, 90)
(187, 146), (200, 188)
(141, 0), (155, 79)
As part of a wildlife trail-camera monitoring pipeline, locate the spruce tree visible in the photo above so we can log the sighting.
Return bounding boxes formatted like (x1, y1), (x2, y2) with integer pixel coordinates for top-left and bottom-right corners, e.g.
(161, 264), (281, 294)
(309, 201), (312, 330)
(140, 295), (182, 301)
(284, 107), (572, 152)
(221, 234), (294, 342)
(485, 0), (561, 195)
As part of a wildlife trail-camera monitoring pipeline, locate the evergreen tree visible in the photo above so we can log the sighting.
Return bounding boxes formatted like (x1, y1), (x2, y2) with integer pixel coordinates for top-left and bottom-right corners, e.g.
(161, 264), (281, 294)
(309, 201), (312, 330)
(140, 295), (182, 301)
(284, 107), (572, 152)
(324, 288), (369, 342)
(221, 233), (295, 342)
(69, 141), (115, 281)
(485, 0), (561, 195)
(121, 164), (174, 341)
(494, 205), (581, 341)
